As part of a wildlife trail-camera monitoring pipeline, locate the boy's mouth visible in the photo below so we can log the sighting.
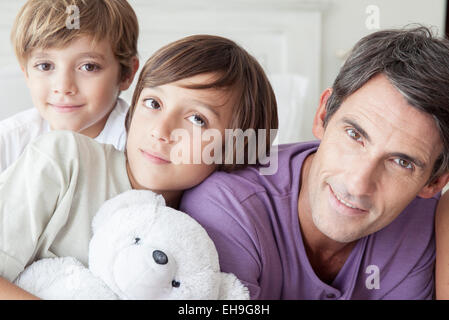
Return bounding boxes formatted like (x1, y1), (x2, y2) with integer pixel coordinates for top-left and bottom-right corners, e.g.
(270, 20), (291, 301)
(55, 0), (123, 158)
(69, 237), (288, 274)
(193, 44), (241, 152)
(48, 103), (84, 113)
(140, 148), (171, 164)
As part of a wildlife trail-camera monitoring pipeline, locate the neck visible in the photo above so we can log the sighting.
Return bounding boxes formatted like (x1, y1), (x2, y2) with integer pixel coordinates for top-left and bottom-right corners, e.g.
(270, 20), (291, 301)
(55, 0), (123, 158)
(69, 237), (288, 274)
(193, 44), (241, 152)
(297, 153), (356, 283)
(125, 161), (182, 209)
(158, 190), (182, 209)
(79, 111), (111, 138)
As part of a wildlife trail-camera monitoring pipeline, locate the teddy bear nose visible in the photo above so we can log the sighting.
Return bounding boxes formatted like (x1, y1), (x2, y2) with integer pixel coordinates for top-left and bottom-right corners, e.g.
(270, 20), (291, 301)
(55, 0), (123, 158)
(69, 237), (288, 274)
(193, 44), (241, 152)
(152, 250), (168, 265)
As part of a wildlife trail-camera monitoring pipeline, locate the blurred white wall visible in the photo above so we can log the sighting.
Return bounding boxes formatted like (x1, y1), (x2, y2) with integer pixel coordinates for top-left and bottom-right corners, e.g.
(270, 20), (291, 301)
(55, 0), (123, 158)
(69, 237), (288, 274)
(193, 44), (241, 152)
(321, 0), (446, 90)
(0, 0), (446, 143)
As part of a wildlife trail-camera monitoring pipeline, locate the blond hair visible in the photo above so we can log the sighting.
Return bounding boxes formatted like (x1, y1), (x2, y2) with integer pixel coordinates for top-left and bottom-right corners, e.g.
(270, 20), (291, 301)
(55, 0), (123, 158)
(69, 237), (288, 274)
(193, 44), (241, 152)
(11, 0), (139, 79)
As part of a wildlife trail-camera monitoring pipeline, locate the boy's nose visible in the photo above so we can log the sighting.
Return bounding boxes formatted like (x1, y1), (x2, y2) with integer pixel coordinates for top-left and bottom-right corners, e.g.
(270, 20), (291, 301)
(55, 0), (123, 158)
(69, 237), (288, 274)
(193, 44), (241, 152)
(53, 70), (77, 95)
(150, 115), (173, 143)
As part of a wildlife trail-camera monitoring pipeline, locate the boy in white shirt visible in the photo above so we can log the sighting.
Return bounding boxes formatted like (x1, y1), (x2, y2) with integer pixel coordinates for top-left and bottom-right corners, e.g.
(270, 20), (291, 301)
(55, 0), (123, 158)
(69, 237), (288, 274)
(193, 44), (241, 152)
(0, 0), (139, 172)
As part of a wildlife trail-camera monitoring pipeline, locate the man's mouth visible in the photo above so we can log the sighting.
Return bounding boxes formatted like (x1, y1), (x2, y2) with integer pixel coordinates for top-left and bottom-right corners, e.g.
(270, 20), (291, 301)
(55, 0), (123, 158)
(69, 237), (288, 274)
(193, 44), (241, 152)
(334, 192), (358, 209)
(328, 184), (369, 214)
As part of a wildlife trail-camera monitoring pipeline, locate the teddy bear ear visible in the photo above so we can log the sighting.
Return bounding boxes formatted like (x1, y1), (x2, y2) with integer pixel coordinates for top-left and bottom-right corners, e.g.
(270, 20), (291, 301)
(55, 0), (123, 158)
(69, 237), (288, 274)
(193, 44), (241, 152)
(218, 273), (250, 300)
(92, 190), (166, 233)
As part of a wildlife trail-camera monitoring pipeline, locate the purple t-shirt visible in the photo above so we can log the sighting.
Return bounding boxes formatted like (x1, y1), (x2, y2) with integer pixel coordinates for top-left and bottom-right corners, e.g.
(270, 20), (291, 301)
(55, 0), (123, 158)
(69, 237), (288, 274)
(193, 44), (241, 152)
(180, 141), (438, 300)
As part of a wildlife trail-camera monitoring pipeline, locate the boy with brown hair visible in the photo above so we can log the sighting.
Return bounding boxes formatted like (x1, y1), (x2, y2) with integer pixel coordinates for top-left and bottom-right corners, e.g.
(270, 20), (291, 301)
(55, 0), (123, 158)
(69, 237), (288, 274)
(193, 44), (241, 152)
(0, 0), (140, 172)
(0, 34), (278, 299)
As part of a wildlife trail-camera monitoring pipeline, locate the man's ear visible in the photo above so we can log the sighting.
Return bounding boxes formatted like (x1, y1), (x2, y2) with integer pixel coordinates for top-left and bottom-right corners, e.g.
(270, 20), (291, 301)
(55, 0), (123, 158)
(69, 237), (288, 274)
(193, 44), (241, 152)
(418, 172), (449, 198)
(119, 56), (140, 91)
(312, 88), (332, 140)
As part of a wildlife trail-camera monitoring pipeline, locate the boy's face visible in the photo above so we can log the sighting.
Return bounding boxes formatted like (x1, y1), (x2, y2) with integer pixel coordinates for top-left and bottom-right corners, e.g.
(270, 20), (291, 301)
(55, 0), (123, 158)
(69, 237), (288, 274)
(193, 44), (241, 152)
(23, 36), (131, 138)
(125, 73), (234, 197)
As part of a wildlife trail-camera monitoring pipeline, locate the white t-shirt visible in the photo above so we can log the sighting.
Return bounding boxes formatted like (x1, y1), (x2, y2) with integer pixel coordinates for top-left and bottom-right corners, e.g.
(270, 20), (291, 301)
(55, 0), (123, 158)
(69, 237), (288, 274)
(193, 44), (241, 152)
(0, 131), (132, 281)
(0, 97), (129, 173)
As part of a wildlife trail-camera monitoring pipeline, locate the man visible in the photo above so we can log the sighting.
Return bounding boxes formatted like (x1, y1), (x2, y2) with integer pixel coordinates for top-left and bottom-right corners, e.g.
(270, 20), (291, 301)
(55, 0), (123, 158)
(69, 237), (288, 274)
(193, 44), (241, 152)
(179, 26), (449, 299)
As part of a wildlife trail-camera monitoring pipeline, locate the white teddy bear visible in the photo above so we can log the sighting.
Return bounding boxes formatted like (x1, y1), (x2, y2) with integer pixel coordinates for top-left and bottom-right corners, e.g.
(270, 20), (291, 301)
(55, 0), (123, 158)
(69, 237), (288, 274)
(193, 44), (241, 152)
(14, 190), (250, 300)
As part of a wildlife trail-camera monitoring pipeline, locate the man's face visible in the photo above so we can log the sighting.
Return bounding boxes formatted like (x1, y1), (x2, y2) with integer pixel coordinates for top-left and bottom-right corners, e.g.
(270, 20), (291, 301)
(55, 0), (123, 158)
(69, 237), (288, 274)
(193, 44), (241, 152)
(307, 73), (446, 243)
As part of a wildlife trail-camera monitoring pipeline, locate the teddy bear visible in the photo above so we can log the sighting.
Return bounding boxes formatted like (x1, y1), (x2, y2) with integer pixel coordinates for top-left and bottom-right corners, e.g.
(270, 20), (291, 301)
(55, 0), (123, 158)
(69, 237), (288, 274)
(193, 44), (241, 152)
(14, 190), (250, 300)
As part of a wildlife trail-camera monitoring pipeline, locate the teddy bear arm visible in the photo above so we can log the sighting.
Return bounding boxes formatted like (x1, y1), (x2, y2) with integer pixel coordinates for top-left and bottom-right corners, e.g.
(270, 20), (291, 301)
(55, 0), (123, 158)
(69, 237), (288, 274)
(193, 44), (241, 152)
(14, 257), (118, 300)
(218, 273), (250, 300)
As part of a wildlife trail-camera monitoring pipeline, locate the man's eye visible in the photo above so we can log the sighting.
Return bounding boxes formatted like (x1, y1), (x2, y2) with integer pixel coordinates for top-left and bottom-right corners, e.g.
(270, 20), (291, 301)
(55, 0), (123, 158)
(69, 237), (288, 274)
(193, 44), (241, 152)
(394, 158), (413, 170)
(187, 114), (206, 127)
(80, 63), (100, 72)
(143, 98), (161, 110)
(346, 128), (362, 141)
(35, 63), (53, 71)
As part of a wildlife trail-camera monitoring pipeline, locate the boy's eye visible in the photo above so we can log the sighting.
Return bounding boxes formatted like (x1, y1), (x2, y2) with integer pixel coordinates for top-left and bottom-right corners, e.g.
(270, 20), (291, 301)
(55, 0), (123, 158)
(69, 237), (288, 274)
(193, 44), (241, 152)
(394, 158), (414, 170)
(187, 114), (206, 127)
(346, 128), (362, 142)
(80, 63), (100, 72)
(35, 63), (53, 71)
(143, 98), (161, 110)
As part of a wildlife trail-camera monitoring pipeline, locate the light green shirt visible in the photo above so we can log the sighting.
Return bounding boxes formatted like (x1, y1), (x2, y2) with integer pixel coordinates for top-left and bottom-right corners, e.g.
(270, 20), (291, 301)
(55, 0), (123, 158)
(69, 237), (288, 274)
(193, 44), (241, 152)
(0, 131), (131, 281)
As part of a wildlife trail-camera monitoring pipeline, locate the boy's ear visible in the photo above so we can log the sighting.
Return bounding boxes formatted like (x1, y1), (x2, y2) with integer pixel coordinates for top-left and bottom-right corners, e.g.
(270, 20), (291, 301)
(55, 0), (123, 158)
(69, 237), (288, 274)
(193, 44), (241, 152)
(120, 56), (140, 91)
(21, 64), (29, 81)
(418, 172), (449, 199)
(21, 64), (33, 91)
(312, 88), (332, 140)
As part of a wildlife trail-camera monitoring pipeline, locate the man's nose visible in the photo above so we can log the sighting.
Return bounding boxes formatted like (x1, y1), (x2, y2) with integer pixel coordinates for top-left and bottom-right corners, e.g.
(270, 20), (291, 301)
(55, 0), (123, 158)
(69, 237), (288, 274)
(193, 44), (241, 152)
(344, 157), (378, 197)
(52, 68), (77, 95)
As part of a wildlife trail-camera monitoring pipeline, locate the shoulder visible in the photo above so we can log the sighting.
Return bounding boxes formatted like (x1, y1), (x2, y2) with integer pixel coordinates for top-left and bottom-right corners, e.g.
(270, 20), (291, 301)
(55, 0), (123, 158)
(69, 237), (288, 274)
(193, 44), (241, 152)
(0, 109), (47, 171)
(23, 131), (127, 189)
(353, 196), (439, 299)
(32, 130), (87, 148)
(366, 196), (437, 277)
(372, 195), (438, 250)
(384, 195), (438, 233)
(180, 170), (270, 250)
(30, 131), (117, 162)
(184, 140), (320, 203)
(95, 98), (129, 151)
(107, 98), (129, 122)
(180, 141), (319, 232)
(115, 97), (130, 115)
(0, 108), (44, 137)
